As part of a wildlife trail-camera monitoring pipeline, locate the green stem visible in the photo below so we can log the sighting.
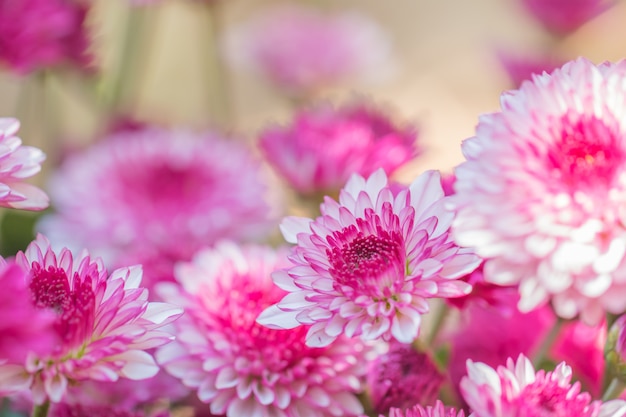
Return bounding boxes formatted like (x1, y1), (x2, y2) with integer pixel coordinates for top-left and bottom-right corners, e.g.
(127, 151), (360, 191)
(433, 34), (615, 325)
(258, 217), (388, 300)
(31, 401), (50, 417)
(603, 377), (626, 401)
(532, 317), (564, 367)
(426, 302), (449, 346)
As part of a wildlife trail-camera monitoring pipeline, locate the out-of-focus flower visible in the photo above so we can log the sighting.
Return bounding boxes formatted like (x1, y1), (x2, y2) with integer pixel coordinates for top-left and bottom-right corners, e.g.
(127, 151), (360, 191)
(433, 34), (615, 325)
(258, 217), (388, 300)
(258, 169), (480, 346)
(497, 50), (563, 88)
(451, 58), (626, 325)
(381, 401), (465, 417)
(0, 118), (48, 210)
(156, 241), (368, 417)
(260, 101), (419, 196)
(520, 0), (614, 35)
(49, 403), (171, 417)
(367, 343), (443, 414)
(0, 0), (92, 74)
(38, 126), (277, 290)
(0, 235), (182, 404)
(461, 354), (602, 416)
(224, 5), (392, 95)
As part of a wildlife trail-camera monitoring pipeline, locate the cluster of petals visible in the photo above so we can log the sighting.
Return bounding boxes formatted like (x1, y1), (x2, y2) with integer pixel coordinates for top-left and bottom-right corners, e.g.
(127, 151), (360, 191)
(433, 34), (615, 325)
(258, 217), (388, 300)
(258, 169), (480, 346)
(224, 5), (392, 94)
(0, 118), (48, 211)
(520, 0), (613, 35)
(380, 401), (465, 417)
(48, 403), (171, 417)
(0, 0), (92, 73)
(451, 58), (626, 324)
(259, 101), (419, 195)
(38, 126), (276, 289)
(460, 354), (625, 417)
(0, 235), (182, 404)
(156, 241), (368, 417)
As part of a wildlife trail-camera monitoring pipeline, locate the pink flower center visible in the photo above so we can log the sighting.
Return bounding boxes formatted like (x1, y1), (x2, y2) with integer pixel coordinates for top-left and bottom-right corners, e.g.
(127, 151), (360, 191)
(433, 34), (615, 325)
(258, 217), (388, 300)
(514, 375), (597, 417)
(327, 214), (406, 298)
(29, 263), (96, 351)
(547, 115), (623, 190)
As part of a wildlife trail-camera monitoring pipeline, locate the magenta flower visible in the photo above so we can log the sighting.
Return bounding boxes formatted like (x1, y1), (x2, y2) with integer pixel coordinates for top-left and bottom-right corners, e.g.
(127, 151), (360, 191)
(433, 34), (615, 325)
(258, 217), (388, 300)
(451, 58), (626, 324)
(520, 0), (613, 35)
(260, 101), (419, 195)
(0, 118), (48, 210)
(0, 235), (182, 404)
(367, 343), (443, 414)
(383, 401), (465, 417)
(460, 354), (624, 417)
(258, 169), (480, 346)
(156, 241), (368, 417)
(225, 5), (392, 95)
(0, 0), (92, 73)
(39, 126), (277, 290)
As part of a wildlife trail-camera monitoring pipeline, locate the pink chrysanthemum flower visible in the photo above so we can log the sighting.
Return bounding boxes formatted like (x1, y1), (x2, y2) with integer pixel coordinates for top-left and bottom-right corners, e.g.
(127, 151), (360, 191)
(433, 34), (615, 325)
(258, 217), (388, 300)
(259, 101), (419, 196)
(451, 58), (626, 324)
(38, 126), (277, 290)
(156, 241), (368, 417)
(0, 235), (182, 404)
(367, 343), (443, 414)
(382, 401), (465, 417)
(48, 403), (171, 417)
(0, 118), (48, 210)
(460, 354), (626, 417)
(224, 5), (392, 95)
(0, 0), (92, 73)
(258, 169), (481, 346)
(520, 0), (613, 35)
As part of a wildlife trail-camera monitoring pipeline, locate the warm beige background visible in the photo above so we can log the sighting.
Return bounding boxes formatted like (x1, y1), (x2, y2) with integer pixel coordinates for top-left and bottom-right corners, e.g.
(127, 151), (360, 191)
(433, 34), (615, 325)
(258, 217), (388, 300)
(1, 0), (625, 179)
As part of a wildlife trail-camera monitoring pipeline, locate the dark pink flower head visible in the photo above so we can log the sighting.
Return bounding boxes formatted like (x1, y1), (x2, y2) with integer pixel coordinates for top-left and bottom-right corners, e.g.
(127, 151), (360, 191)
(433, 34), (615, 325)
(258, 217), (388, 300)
(258, 169), (481, 346)
(452, 58), (626, 325)
(156, 241), (369, 417)
(0, 235), (182, 404)
(225, 5), (391, 94)
(39, 127), (278, 290)
(0, 0), (92, 74)
(0, 118), (48, 210)
(368, 343), (443, 414)
(260, 101), (419, 195)
(382, 401), (465, 417)
(520, 0), (614, 35)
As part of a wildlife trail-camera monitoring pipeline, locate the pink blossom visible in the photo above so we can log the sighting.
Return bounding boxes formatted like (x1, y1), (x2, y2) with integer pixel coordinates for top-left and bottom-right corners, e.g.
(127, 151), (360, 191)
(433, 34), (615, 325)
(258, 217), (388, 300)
(382, 401), (465, 417)
(258, 169), (480, 346)
(496, 50), (563, 88)
(367, 343), (443, 414)
(0, 0), (92, 73)
(156, 241), (368, 417)
(460, 354), (624, 417)
(0, 118), (48, 210)
(0, 235), (182, 404)
(49, 403), (171, 417)
(520, 0), (614, 35)
(260, 101), (419, 195)
(451, 58), (626, 324)
(224, 5), (392, 94)
(38, 126), (277, 290)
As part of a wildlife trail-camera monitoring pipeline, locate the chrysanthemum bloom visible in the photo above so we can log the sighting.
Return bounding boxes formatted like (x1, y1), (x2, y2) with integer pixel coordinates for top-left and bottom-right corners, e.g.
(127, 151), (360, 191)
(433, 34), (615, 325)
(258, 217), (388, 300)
(0, 235), (182, 404)
(259, 101), (419, 196)
(367, 343), (443, 414)
(381, 401), (465, 417)
(520, 0), (613, 35)
(460, 354), (626, 417)
(451, 58), (626, 324)
(156, 241), (368, 417)
(224, 5), (392, 95)
(0, 118), (48, 210)
(48, 403), (171, 417)
(0, 0), (92, 73)
(38, 126), (277, 290)
(258, 169), (481, 346)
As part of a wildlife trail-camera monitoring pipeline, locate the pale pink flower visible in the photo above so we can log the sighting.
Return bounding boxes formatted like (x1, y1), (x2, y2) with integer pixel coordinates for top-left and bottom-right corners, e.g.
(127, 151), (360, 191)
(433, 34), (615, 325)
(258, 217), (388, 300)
(38, 126), (277, 290)
(367, 343), (443, 414)
(451, 58), (626, 324)
(0, 0), (92, 73)
(0, 235), (182, 404)
(156, 241), (368, 417)
(260, 101), (419, 195)
(0, 118), (48, 210)
(224, 5), (392, 95)
(258, 169), (481, 346)
(383, 401), (465, 417)
(520, 0), (614, 35)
